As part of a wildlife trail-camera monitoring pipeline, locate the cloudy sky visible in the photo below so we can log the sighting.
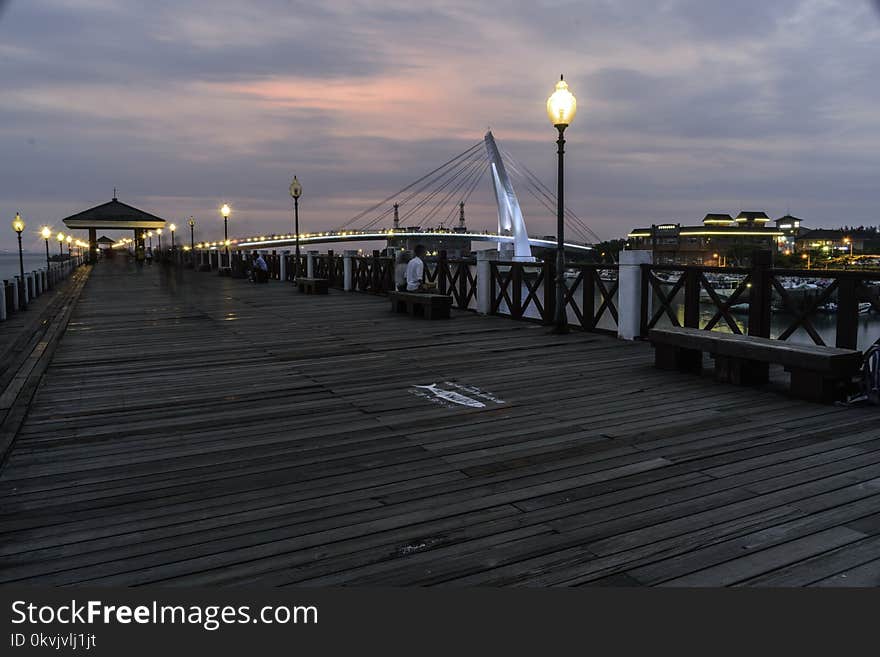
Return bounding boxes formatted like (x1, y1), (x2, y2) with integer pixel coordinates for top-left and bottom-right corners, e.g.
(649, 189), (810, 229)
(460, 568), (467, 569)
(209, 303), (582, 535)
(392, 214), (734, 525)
(1, 0), (879, 251)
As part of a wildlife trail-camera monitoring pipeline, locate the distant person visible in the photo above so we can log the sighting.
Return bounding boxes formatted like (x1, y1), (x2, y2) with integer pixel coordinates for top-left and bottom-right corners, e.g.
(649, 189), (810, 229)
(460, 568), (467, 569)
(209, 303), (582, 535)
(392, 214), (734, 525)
(252, 251), (269, 283)
(406, 244), (426, 291)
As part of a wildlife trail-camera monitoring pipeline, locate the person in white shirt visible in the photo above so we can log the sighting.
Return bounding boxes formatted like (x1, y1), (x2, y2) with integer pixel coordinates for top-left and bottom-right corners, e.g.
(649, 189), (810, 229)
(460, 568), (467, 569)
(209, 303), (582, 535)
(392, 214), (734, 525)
(251, 251), (269, 283)
(405, 245), (426, 291)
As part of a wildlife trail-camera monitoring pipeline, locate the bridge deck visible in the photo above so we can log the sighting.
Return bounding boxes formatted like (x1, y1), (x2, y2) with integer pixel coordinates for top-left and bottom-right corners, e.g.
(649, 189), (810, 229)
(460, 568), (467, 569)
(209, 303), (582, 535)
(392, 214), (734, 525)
(1, 259), (879, 587)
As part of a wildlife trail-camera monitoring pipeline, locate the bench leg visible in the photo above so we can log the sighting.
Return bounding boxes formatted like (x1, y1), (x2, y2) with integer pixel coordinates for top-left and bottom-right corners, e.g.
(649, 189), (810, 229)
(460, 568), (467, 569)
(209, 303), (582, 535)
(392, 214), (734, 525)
(654, 344), (702, 374)
(788, 368), (847, 404)
(714, 355), (769, 385)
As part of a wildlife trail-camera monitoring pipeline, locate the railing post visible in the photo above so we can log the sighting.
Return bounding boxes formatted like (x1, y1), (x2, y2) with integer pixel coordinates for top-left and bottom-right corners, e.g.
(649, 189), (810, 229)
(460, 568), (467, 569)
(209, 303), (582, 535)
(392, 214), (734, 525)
(307, 251), (316, 278)
(475, 250), (495, 315)
(583, 267), (597, 330)
(0, 281), (6, 321)
(12, 277), (20, 312)
(835, 276), (859, 349)
(683, 267), (700, 328)
(617, 250), (653, 340)
(747, 250), (772, 338)
(279, 250), (288, 282)
(343, 250), (356, 291)
(438, 250), (448, 295)
(543, 260), (556, 326)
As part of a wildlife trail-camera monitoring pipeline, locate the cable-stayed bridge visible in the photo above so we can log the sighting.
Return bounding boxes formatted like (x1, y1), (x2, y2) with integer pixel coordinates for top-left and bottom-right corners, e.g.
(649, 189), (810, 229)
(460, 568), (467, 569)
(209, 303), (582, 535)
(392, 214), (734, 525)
(228, 132), (597, 258)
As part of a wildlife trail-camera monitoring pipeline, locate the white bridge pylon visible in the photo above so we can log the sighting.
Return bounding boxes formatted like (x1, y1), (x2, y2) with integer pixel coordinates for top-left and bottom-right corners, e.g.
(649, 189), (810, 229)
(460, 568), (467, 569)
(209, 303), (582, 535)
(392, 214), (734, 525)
(484, 131), (533, 261)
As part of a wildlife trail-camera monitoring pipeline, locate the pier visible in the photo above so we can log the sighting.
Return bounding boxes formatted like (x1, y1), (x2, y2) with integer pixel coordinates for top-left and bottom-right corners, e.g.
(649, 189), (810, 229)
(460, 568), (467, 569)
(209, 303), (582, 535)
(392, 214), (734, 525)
(1, 257), (879, 586)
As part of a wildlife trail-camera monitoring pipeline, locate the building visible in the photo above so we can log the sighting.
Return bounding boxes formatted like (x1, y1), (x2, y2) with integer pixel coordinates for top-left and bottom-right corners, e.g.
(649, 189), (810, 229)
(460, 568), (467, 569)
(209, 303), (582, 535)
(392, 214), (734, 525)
(795, 228), (878, 256)
(627, 211), (783, 266)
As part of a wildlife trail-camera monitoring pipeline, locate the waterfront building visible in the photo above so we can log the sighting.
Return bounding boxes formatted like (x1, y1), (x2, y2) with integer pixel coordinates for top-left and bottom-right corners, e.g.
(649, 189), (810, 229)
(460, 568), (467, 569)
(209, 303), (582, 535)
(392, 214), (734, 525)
(627, 211), (783, 266)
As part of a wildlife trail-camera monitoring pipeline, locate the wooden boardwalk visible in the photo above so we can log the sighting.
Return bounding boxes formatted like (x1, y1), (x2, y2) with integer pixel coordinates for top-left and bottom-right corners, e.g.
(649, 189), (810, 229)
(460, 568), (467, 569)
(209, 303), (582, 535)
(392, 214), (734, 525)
(1, 258), (879, 587)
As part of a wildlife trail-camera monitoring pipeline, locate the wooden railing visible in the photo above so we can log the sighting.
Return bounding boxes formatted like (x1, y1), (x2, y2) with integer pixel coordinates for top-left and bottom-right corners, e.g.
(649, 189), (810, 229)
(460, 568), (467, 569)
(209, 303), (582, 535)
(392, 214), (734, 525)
(488, 261), (619, 334)
(640, 257), (880, 349)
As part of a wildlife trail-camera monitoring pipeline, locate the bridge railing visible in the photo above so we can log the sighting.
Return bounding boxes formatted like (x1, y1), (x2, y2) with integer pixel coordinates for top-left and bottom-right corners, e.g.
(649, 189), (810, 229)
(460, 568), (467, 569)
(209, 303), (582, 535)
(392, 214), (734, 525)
(639, 256), (880, 349)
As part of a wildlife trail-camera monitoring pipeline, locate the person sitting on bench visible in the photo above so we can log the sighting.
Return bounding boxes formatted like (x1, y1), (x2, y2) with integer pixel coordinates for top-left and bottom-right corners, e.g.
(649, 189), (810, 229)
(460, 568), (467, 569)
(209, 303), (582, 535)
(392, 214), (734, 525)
(251, 251), (269, 283)
(405, 244), (426, 292)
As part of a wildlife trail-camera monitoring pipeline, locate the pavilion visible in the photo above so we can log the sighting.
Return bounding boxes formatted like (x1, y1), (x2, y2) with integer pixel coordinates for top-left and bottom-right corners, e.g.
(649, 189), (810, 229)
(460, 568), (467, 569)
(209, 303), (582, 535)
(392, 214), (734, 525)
(61, 194), (166, 261)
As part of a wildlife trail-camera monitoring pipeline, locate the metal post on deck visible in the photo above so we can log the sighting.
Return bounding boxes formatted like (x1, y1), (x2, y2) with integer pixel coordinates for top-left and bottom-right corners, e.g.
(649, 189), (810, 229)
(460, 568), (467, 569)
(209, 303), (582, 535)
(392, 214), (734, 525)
(617, 250), (653, 340)
(307, 251), (316, 279)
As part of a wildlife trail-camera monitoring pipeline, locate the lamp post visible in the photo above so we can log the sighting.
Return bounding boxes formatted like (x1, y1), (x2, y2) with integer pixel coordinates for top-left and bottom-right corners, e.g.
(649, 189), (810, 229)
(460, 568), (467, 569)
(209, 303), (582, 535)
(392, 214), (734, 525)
(12, 213), (26, 309)
(169, 224), (176, 252)
(546, 75), (577, 334)
(220, 204), (231, 268)
(802, 253), (810, 270)
(289, 177), (302, 282)
(66, 235), (72, 259)
(41, 226), (52, 278)
(188, 216), (195, 252)
(843, 236), (852, 258)
(148, 231), (153, 249)
(56, 231), (65, 257)
(157, 227), (163, 255)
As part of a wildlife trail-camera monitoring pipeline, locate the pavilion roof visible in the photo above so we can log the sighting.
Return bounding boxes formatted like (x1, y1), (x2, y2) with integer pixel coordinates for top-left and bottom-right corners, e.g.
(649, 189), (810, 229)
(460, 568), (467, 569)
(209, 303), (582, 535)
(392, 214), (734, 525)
(62, 197), (166, 229)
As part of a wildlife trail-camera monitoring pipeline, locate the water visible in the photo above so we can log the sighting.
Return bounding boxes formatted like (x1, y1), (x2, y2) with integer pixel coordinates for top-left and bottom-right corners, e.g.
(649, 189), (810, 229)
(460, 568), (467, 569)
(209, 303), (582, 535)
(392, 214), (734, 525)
(0, 252), (52, 282)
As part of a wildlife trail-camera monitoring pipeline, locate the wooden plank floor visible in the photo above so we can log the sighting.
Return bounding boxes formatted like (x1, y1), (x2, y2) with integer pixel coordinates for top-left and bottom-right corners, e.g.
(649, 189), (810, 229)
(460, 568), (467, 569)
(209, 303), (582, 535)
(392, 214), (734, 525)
(1, 258), (879, 587)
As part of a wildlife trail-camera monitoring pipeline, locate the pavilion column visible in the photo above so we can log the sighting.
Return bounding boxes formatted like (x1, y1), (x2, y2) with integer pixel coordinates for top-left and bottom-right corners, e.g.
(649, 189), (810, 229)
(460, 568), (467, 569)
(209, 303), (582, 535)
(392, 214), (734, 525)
(88, 227), (97, 264)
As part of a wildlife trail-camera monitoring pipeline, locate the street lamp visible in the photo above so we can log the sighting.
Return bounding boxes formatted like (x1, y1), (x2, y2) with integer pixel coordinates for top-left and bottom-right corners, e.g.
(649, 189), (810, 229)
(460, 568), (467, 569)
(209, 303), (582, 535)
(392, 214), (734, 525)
(169, 224), (176, 251)
(546, 74), (577, 334)
(188, 216), (195, 252)
(157, 227), (163, 253)
(41, 226), (52, 281)
(843, 236), (853, 258)
(220, 204), (231, 268)
(56, 231), (65, 256)
(289, 177), (303, 282)
(802, 253), (810, 270)
(12, 213), (26, 309)
(66, 234), (72, 258)
(148, 231), (153, 249)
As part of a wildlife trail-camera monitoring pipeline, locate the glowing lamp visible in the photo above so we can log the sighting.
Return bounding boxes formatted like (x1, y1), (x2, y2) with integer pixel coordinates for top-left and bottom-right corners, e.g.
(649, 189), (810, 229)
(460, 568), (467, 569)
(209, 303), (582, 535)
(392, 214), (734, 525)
(41, 226), (52, 239)
(220, 204), (231, 218)
(57, 231), (65, 242)
(546, 75), (577, 127)
(12, 212), (25, 233)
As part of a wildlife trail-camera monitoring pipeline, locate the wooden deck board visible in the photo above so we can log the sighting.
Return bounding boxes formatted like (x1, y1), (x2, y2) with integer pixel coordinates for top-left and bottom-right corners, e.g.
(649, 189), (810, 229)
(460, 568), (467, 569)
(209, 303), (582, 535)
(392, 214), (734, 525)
(0, 258), (878, 586)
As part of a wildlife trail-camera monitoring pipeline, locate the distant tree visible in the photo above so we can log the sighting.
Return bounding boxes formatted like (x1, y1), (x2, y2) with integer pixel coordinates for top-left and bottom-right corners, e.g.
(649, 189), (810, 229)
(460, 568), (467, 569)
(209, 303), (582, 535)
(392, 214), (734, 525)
(593, 239), (628, 263)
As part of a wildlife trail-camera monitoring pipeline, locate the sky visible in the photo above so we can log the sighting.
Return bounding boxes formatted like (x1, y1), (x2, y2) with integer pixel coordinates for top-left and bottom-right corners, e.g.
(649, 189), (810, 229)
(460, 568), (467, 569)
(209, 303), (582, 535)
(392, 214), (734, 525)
(1, 0), (879, 252)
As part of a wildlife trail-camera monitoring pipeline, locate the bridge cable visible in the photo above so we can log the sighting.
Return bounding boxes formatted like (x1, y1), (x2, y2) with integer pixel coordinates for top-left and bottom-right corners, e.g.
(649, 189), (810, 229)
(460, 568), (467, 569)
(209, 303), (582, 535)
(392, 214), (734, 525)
(336, 141), (483, 230)
(500, 147), (602, 243)
(358, 147), (485, 231)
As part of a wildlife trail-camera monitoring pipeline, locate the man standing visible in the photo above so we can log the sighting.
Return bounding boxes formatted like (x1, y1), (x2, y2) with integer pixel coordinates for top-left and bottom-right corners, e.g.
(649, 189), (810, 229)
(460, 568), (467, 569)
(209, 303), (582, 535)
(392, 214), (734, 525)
(405, 244), (426, 291)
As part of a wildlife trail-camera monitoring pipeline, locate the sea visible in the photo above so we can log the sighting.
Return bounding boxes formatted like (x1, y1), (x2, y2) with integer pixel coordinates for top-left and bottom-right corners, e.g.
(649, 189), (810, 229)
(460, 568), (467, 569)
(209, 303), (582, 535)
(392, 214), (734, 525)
(0, 252), (53, 282)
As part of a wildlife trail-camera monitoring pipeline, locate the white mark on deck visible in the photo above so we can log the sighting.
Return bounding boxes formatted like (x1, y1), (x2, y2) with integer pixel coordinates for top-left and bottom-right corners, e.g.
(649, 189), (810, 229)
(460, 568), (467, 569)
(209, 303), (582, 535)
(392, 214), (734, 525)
(409, 382), (506, 409)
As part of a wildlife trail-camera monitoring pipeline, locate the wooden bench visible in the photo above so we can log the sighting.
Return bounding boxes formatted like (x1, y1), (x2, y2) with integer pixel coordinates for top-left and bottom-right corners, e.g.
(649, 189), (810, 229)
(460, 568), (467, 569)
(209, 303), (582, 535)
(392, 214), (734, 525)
(389, 291), (452, 320)
(296, 277), (329, 294)
(648, 327), (863, 403)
